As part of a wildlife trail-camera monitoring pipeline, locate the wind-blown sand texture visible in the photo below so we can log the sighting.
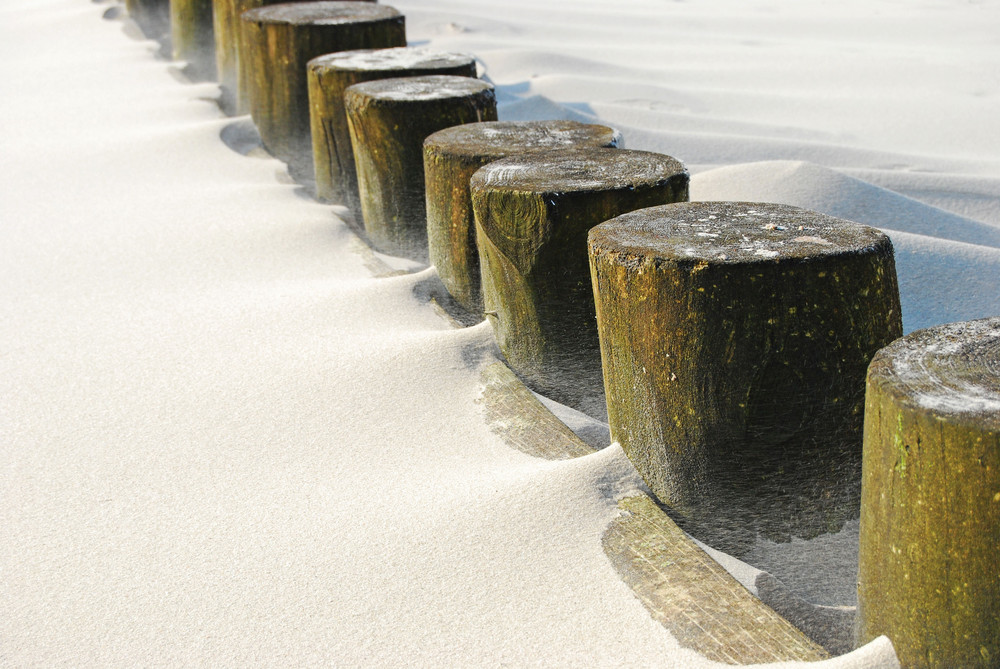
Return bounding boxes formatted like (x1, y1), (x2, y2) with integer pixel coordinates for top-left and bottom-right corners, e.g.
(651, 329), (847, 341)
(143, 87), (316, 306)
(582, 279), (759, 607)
(2, 0), (997, 665)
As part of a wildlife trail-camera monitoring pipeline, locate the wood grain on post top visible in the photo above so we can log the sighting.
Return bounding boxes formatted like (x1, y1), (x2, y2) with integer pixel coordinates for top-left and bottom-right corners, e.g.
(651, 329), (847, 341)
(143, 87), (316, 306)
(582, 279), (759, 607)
(424, 121), (622, 316)
(308, 47), (478, 217)
(344, 75), (497, 262)
(588, 201), (902, 555)
(240, 2), (405, 173)
(857, 317), (1000, 668)
(471, 148), (688, 417)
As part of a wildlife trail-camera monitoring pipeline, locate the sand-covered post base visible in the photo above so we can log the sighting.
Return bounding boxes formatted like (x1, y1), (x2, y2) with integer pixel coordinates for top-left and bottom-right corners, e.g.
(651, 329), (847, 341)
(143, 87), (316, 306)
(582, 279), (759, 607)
(125, 0), (170, 41)
(857, 318), (1000, 668)
(588, 202), (902, 554)
(471, 148), (689, 416)
(345, 75), (497, 262)
(240, 2), (406, 176)
(424, 121), (622, 316)
(309, 47), (478, 219)
(170, 0), (216, 80)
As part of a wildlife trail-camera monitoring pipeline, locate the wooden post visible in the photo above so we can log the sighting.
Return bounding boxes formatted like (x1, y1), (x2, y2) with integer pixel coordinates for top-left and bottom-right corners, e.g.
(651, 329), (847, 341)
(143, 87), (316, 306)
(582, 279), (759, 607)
(240, 2), (405, 176)
(471, 148), (688, 416)
(345, 75), (497, 262)
(857, 318), (1000, 668)
(214, 0), (375, 115)
(588, 202), (902, 555)
(424, 121), (622, 317)
(125, 0), (170, 41)
(171, 0), (216, 80)
(308, 47), (478, 219)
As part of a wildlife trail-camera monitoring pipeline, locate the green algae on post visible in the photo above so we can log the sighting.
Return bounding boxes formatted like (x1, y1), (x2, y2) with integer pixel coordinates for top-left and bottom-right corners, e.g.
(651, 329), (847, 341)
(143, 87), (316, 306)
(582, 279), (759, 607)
(424, 121), (622, 317)
(588, 201), (902, 555)
(857, 317), (1000, 668)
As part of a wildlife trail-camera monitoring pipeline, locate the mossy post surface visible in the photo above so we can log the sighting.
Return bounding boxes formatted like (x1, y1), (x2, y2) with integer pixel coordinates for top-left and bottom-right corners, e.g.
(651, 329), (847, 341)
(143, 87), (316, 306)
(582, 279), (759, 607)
(214, 0), (374, 115)
(857, 318), (1000, 668)
(424, 121), (622, 317)
(171, 0), (216, 80)
(240, 2), (405, 176)
(471, 149), (688, 416)
(345, 75), (497, 262)
(308, 48), (477, 219)
(125, 0), (170, 40)
(588, 202), (902, 554)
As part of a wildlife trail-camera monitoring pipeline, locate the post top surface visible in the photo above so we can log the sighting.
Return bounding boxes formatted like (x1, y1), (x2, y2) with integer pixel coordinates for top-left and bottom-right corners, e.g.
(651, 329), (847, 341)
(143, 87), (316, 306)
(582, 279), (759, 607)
(589, 201), (889, 265)
(469, 148), (686, 195)
(344, 75), (494, 102)
(309, 47), (475, 74)
(424, 120), (621, 159)
(242, 2), (400, 25)
(868, 317), (1000, 428)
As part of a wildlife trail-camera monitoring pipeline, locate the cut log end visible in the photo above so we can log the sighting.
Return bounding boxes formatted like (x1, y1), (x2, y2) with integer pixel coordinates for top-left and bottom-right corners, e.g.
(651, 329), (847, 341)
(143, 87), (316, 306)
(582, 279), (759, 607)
(867, 317), (1000, 429)
(470, 147), (686, 196)
(241, 1), (401, 25)
(424, 120), (622, 162)
(309, 47), (477, 75)
(345, 74), (496, 106)
(588, 201), (893, 265)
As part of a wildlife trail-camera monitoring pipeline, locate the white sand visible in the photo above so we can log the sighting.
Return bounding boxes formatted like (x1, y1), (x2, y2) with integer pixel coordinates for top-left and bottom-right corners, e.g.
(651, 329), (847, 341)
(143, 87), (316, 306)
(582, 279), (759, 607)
(2, 0), (996, 665)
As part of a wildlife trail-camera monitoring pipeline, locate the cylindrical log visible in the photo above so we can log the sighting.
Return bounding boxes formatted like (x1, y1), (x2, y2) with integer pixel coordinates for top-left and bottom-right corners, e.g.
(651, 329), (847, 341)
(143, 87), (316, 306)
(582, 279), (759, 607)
(125, 0), (170, 40)
(588, 202), (902, 554)
(240, 2), (405, 175)
(857, 318), (1000, 668)
(424, 121), (622, 316)
(214, 0), (375, 115)
(308, 47), (478, 218)
(345, 75), (497, 262)
(471, 148), (689, 416)
(171, 0), (216, 80)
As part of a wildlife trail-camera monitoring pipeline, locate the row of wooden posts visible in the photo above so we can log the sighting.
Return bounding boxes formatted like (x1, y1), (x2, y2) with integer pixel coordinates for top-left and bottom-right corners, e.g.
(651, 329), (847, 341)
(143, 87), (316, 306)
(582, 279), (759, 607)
(124, 1), (998, 666)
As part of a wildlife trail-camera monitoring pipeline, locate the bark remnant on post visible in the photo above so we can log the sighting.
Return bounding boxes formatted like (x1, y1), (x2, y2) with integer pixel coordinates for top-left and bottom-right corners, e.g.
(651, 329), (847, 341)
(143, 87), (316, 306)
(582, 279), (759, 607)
(588, 202), (902, 555)
(345, 75), (497, 262)
(309, 47), (478, 219)
(424, 121), (622, 317)
(471, 148), (688, 416)
(240, 2), (405, 175)
(171, 0), (216, 80)
(857, 317), (1000, 668)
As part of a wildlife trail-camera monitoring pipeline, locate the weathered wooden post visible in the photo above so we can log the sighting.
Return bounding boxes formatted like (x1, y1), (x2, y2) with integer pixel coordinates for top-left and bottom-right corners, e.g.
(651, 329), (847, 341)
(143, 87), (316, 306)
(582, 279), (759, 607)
(214, 0), (376, 115)
(125, 0), (170, 41)
(308, 47), (478, 219)
(240, 2), (405, 175)
(588, 202), (902, 554)
(857, 318), (1000, 668)
(424, 121), (622, 317)
(471, 148), (688, 416)
(345, 75), (497, 262)
(171, 0), (216, 80)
